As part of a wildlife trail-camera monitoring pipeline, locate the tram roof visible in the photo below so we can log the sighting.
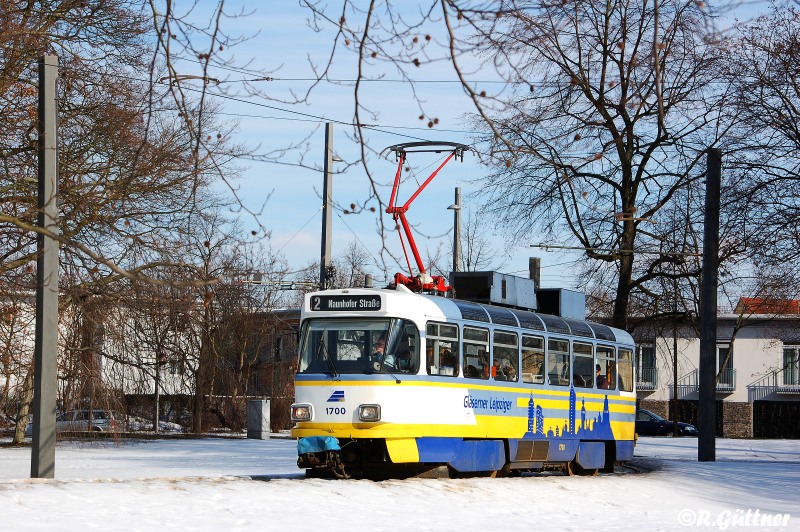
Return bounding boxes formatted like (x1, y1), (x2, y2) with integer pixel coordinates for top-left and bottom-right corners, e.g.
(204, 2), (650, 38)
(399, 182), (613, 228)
(304, 286), (635, 346)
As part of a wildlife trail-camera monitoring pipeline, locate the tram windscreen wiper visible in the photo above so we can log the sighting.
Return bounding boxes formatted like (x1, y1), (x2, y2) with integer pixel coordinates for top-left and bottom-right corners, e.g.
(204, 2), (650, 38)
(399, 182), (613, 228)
(316, 337), (339, 377)
(377, 353), (401, 383)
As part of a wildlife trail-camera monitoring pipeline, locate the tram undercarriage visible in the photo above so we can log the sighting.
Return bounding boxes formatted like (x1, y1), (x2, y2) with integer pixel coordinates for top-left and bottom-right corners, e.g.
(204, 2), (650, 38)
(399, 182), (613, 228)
(297, 437), (619, 480)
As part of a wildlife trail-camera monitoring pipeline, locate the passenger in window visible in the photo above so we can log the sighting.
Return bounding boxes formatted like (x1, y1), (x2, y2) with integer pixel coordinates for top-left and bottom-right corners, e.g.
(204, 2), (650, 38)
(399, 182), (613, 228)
(490, 358), (501, 378)
(440, 349), (455, 375)
(504, 364), (517, 381)
(479, 353), (490, 377)
(596, 364), (609, 389)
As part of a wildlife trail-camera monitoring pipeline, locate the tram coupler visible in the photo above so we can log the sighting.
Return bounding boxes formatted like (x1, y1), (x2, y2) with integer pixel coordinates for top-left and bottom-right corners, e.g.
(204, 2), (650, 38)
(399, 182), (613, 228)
(297, 436), (349, 478)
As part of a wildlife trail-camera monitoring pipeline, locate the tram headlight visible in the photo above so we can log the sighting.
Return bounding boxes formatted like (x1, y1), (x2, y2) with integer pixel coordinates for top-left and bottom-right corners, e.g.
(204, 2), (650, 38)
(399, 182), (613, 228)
(291, 403), (313, 422)
(358, 404), (381, 422)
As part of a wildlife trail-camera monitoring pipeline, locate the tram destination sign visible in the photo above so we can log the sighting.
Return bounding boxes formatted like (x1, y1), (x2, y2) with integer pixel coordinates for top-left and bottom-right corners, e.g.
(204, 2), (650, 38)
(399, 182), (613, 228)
(310, 295), (382, 312)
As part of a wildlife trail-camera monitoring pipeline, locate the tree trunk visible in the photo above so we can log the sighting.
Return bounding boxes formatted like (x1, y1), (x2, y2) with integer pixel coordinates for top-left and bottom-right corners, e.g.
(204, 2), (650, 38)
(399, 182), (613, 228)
(11, 368), (34, 445)
(613, 218), (636, 330)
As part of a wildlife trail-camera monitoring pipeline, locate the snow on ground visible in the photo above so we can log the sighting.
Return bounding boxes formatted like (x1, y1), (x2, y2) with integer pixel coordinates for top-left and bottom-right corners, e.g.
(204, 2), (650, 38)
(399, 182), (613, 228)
(0, 436), (797, 531)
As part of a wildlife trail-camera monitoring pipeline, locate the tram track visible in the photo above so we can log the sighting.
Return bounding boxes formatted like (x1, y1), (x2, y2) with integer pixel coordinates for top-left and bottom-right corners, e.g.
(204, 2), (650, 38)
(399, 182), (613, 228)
(242, 459), (658, 482)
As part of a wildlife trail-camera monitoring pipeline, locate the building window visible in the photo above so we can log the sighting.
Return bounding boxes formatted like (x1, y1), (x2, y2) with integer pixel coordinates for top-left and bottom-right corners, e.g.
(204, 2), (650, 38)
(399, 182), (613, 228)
(169, 359), (184, 375)
(717, 344), (733, 385)
(638, 344), (655, 374)
(784, 345), (800, 386)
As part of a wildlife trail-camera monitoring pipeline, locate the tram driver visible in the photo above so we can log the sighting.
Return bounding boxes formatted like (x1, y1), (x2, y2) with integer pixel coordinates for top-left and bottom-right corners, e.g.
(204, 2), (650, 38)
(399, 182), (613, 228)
(367, 333), (412, 372)
(360, 334), (389, 371)
(372, 336), (387, 361)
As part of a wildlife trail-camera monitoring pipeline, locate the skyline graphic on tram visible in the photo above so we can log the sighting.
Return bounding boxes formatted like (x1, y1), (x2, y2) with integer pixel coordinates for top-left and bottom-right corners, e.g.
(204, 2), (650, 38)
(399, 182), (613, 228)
(522, 387), (614, 440)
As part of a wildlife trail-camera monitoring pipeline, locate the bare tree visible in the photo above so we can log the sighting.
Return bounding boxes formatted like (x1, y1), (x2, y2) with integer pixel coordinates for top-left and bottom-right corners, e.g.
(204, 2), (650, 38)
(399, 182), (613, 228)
(458, 210), (509, 273)
(0, 1), (293, 436)
(290, 240), (377, 307)
(463, 1), (733, 330)
(297, 1), (741, 329)
(0, 287), (36, 443)
(722, 5), (800, 287)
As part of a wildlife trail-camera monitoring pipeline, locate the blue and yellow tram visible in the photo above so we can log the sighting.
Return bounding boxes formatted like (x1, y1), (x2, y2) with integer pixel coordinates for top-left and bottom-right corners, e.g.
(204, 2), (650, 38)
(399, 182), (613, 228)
(291, 284), (636, 478)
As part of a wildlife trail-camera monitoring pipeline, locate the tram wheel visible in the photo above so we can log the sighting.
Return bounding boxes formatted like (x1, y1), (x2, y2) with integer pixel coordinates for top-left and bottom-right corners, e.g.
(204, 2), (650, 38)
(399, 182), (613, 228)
(565, 459), (598, 477)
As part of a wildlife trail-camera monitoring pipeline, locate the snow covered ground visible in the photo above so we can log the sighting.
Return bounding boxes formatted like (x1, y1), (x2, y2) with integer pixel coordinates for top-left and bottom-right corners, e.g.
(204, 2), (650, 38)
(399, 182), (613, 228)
(0, 436), (797, 531)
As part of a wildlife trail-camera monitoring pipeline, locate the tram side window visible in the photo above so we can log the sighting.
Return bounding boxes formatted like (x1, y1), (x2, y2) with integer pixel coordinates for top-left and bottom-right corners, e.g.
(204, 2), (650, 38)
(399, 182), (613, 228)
(426, 322), (459, 377)
(618, 348), (634, 392)
(392, 321), (421, 374)
(596, 345), (616, 390)
(548, 338), (570, 386)
(493, 330), (519, 382)
(463, 326), (490, 379)
(521, 335), (545, 384)
(572, 342), (593, 388)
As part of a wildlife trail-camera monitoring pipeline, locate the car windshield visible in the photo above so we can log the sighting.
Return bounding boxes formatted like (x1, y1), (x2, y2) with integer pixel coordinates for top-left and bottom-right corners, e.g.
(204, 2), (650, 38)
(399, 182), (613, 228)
(297, 318), (419, 375)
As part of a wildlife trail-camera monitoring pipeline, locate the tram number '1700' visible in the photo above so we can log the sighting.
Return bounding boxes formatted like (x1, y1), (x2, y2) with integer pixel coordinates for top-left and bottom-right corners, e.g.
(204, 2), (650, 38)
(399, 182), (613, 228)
(326, 407), (346, 415)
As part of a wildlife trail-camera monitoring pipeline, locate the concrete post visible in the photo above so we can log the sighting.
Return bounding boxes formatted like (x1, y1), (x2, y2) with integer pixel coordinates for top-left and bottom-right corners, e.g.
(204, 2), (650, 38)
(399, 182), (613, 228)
(247, 399), (271, 440)
(31, 55), (59, 479)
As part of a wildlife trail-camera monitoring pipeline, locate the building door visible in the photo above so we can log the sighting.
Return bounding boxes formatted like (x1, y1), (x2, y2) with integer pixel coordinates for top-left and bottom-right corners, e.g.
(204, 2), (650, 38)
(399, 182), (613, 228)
(784, 345), (799, 386)
(717, 344), (733, 386)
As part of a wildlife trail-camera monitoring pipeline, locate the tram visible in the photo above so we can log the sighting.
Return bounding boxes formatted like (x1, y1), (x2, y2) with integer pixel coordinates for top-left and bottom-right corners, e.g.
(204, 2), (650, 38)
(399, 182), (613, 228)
(290, 281), (636, 479)
(290, 142), (635, 478)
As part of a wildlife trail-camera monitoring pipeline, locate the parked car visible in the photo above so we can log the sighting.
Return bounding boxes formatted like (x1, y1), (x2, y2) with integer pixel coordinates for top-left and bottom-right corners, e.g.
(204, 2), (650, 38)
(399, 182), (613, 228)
(635, 408), (698, 436)
(126, 415), (184, 433)
(56, 410), (118, 432)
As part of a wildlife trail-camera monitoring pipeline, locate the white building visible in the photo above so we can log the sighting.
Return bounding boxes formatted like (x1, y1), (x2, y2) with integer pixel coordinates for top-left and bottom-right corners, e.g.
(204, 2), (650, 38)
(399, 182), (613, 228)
(634, 299), (800, 437)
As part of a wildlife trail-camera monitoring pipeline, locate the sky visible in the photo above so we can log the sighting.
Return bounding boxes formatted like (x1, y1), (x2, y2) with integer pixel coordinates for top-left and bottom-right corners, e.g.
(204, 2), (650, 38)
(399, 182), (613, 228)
(170, 1), (777, 291)
(0, 435), (797, 531)
(174, 1), (593, 288)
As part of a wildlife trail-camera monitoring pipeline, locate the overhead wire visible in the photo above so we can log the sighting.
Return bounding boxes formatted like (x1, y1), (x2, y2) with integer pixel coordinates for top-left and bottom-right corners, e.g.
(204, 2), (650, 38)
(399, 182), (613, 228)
(50, 62), (635, 160)
(272, 205), (323, 257)
(333, 209), (386, 274)
(42, 61), (635, 280)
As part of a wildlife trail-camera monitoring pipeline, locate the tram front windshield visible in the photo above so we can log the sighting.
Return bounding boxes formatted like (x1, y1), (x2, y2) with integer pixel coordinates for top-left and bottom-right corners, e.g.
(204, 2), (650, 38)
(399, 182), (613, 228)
(297, 318), (419, 375)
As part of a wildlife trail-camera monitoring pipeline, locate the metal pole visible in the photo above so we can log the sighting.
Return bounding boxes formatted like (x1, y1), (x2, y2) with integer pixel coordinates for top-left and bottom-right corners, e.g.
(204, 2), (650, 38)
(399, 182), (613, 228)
(31, 55), (59, 479)
(529, 257), (541, 290)
(672, 272), (679, 437)
(153, 357), (160, 433)
(698, 148), (721, 462)
(320, 123), (333, 290)
(453, 187), (461, 273)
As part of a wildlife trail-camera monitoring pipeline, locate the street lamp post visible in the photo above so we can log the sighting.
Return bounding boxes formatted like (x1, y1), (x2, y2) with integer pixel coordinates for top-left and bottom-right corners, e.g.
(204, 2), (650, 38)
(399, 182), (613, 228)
(320, 123), (333, 290)
(319, 123), (343, 290)
(447, 187), (462, 276)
